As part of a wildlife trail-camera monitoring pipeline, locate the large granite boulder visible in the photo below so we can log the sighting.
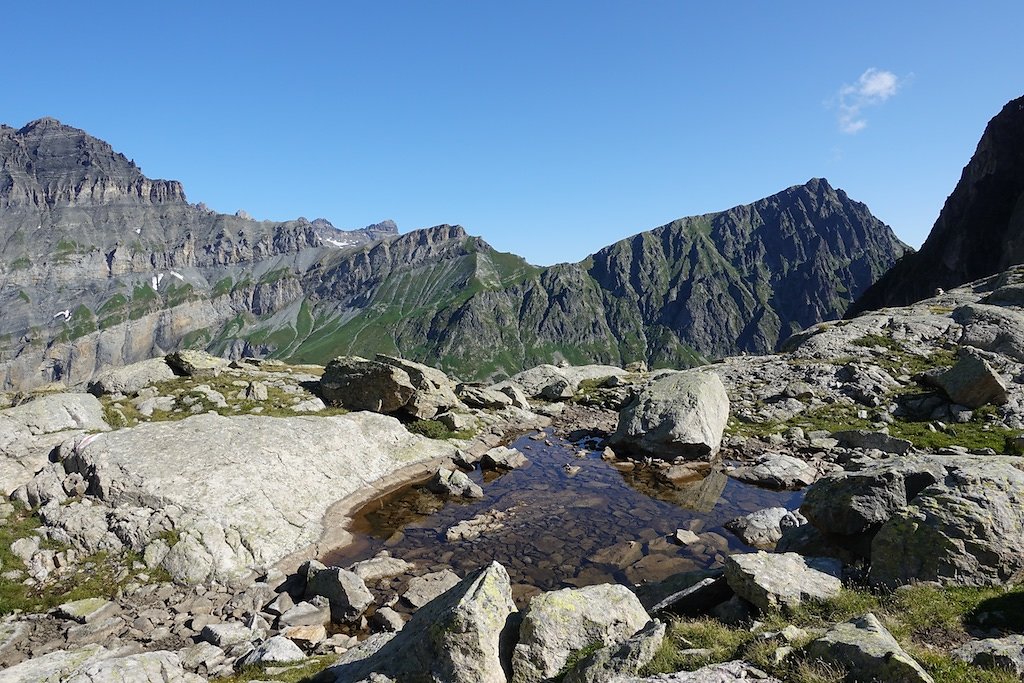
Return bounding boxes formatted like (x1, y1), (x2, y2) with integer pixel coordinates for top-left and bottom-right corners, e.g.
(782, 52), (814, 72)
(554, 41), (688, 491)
(319, 356), (417, 413)
(869, 459), (1024, 587)
(512, 584), (651, 683)
(319, 355), (463, 419)
(805, 613), (933, 682)
(327, 562), (516, 683)
(610, 370), (729, 460)
(724, 552), (842, 611)
(801, 455), (1024, 587)
(165, 350), (228, 378)
(87, 358), (176, 396)
(43, 411), (454, 583)
(934, 348), (1009, 408)
(376, 354), (464, 419)
(504, 364), (627, 400)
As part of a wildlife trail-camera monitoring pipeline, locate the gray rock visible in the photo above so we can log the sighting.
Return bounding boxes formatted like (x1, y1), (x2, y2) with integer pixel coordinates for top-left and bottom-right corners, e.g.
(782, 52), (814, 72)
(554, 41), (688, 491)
(724, 552), (842, 611)
(3, 645), (204, 683)
(427, 467), (484, 499)
(727, 453), (817, 490)
(319, 356), (417, 413)
(608, 660), (780, 682)
(403, 569), (462, 608)
(2, 393), (110, 436)
(564, 620), (666, 683)
(610, 370), (729, 460)
(244, 381), (268, 402)
(832, 430), (913, 455)
(725, 507), (805, 548)
(806, 613), (933, 683)
(165, 350), (228, 378)
(870, 458), (1024, 587)
(457, 385), (513, 409)
(326, 562), (516, 683)
(369, 607), (405, 632)
(178, 641), (226, 670)
(305, 566), (374, 622)
(512, 583), (651, 683)
(349, 553), (415, 582)
(199, 622), (252, 647)
(935, 349), (1009, 408)
(497, 384), (531, 410)
(480, 446), (529, 470)
(238, 635), (306, 666)
(54, 598), (119, 624)
(437, 411), (477, 432)
(376, 354), (463, 419)
(87, 358), (177, 396)
(801, 457), (945, 536)
(278, 599), (331, 628)
(54, 411), (454, 584)
(952, 634), (1024, 675)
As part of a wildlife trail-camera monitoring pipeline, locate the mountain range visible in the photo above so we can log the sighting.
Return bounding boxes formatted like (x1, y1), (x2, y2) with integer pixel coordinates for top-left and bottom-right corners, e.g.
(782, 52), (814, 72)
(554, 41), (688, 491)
(0, 118), (910, 389)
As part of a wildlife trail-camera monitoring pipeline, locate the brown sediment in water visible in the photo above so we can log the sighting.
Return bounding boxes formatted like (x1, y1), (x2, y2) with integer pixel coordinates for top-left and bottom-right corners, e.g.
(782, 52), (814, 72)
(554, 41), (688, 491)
(319, 430), (804, 601)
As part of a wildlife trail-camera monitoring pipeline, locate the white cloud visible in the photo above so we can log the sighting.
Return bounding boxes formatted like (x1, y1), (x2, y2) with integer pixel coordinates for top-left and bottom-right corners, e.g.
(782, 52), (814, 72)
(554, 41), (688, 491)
(835, 67), (902, 134)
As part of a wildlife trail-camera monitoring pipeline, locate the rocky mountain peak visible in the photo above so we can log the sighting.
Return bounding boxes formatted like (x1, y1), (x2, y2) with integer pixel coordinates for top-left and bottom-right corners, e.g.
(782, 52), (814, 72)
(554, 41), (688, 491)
(849, 93), (1024, 315)
(0, 116), (186, 209)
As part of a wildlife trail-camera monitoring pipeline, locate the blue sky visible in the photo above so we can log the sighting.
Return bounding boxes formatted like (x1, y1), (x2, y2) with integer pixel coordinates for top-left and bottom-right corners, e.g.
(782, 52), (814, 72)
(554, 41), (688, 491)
(3, 2), (1022, 265)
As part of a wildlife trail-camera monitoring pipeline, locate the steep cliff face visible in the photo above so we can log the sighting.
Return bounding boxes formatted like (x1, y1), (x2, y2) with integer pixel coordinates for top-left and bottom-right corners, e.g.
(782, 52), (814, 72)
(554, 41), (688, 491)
(849, 94), (1024, 315)
(0, 118), (395, 389)
(0, 118), (907, 389)
(369, 178), (907, 378)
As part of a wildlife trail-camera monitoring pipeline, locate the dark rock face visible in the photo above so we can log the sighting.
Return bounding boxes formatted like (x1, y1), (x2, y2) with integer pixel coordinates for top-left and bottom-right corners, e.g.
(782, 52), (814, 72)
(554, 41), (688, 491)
(0, 118), (907, 389)
(850, 94), (1024, 315)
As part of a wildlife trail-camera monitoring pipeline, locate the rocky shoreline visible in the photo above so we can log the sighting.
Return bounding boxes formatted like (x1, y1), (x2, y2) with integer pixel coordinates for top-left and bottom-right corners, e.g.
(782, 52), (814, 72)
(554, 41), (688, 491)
(4, 267), (1024, 681)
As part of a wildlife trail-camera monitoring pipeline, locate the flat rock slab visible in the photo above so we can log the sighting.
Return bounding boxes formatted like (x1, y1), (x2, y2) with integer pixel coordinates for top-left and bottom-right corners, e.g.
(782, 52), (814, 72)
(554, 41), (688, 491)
(609, 660), (780, 681)
(806, 613), (933, 683)
(61, 411), (455, 583)
(54, 598), (118, 624)
(724, 551), (842, 611)
(2, 646), (204, 683)
(953, 634), (1024, 675)
(402, 569), (461, 608)
(728, 453), (816, 490)
(832, 430), (913, 455)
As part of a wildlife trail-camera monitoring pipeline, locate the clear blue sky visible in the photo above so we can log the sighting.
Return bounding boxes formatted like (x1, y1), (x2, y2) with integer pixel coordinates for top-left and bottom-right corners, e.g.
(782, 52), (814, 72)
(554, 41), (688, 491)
(3, 2), (1022, 265)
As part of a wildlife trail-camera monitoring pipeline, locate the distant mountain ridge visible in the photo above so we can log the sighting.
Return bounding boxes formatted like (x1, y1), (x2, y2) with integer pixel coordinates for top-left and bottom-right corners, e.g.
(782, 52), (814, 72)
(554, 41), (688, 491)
(849, 94), (1024, 315)
(0, 118), (907, 389)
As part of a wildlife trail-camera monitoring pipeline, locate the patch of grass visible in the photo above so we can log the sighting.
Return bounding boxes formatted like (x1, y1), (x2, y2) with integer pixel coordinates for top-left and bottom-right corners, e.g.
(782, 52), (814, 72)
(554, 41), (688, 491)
(11, 256), (31, 270)
(97, 293), (129, 316)
(17, 290), (29, 303)
(0, 506), (169, 615)
(887, 419), (1018, 453)
(406, 419), (474, 441)
(645, 585), (1024, 683)
(929, 305), (956, 315)
(556, 641), (605, 681)
(212, 276), (233, 297)
(210, 654), (338, 683)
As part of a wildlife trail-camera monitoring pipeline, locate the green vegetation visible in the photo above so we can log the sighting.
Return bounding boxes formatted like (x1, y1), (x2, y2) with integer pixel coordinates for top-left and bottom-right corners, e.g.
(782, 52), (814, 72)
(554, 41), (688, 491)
(98, 293), (129, 316)
(406, 419), (475, 441)
(212, 276), (233, 297)
(11, 255), (31, 270)
(55, 305), (98, 343)
(0, 505), (170, 616)
(17, 290), (29, 303)
(259, 267), (293, 284)
(643, 585), (1023, 682)
(210, 655), (338, 683)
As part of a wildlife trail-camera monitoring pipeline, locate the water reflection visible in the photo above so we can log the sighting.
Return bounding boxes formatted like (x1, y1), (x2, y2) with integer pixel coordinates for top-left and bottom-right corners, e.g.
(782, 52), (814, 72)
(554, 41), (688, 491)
(323, 432), (802, 595)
